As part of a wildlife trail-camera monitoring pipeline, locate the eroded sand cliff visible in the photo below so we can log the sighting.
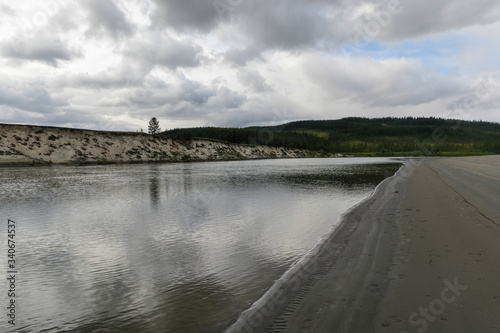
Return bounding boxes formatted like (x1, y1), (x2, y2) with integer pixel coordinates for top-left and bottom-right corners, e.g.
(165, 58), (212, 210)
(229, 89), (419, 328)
(0, 124), (310, 166)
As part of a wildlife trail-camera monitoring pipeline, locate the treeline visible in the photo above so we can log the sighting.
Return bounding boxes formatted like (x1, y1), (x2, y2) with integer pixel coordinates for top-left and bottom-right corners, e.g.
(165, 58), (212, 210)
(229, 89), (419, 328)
(164, 117), (500, 156)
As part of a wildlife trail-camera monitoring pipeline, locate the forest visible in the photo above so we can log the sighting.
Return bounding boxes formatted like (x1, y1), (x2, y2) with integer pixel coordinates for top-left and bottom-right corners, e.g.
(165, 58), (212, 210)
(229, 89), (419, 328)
(163, 117), (500, 156)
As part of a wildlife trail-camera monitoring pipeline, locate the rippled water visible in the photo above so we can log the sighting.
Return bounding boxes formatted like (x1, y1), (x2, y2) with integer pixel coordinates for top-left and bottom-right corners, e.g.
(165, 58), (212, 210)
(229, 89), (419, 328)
(0, 158), (401, 333)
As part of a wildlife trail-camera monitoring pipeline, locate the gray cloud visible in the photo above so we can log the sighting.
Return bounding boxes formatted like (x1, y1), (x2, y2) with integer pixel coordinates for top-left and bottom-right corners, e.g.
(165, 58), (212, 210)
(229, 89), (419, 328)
(447, 74), (500, 114)
(125, 36), (203, 69)
(44, 108), (135, 130)
(82, 0), (135, 38)
(221, 0), (500, 63)
(225, 45), (264, 66)
(377, 0), (500, 41)
(304, 55), (466, 107)
(51, 62), (149, 90)
(179, 76), (216, 105)
(55, 72), (129, 90)
(216, 102), (299, 128)
(151, 0), (221, 32)
(1, 106), (134, 131)
(0, 4), (15, 16)
(0, 79), (66, 114)
(206, 86), (246, 110)
(121, 74), (216, 111)
(223, 0), (341, 64)
(237, 1), (330, 48)
(121, 78), (247, 126)
(238, 69), (273, 93)
(1, 36), (81, 66)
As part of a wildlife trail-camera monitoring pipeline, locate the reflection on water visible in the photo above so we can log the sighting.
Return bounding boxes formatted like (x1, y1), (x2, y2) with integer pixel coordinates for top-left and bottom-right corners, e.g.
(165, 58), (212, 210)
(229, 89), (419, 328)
(0, 158), (401, 333)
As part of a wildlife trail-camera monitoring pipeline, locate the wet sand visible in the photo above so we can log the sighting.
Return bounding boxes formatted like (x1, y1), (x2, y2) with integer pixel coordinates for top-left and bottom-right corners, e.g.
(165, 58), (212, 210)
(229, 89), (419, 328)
(226, 156), (500, 332)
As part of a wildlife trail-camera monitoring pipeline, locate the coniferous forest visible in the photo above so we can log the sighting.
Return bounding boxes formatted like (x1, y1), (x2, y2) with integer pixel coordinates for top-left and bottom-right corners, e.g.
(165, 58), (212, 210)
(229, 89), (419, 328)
(164, 117), (500, 156)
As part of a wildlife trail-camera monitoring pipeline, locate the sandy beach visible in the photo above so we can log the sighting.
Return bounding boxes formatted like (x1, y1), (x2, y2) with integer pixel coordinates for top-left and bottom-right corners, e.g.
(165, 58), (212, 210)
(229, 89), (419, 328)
(226, 155), (500, 332)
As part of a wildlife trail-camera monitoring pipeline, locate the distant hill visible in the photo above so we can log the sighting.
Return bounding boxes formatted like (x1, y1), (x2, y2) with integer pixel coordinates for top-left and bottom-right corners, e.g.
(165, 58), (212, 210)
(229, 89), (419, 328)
(164, 117), (500, 156)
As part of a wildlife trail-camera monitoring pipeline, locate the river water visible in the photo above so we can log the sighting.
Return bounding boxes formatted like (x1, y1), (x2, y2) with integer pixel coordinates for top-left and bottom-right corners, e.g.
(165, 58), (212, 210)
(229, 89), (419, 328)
(0, 158), (401, 333)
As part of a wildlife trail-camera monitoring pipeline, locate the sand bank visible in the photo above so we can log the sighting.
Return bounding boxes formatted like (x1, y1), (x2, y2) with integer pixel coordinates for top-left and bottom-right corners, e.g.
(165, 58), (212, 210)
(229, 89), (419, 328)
(226, 156), (500, 332)
(0, 123), (310, 166)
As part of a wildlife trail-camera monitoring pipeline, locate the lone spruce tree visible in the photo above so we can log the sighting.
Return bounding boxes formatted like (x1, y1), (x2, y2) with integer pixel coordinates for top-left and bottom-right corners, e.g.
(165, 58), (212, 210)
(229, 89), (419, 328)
(148, 117), (161, 134)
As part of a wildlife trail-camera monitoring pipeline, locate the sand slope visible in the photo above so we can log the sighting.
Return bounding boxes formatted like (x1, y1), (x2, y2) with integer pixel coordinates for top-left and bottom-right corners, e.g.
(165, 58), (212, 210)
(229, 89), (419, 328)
(0, 123), (310, 166)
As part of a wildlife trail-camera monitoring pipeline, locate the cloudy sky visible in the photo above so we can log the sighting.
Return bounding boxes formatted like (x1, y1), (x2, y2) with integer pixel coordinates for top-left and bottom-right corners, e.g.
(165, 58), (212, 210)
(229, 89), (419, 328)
(1, 0), (499, 131)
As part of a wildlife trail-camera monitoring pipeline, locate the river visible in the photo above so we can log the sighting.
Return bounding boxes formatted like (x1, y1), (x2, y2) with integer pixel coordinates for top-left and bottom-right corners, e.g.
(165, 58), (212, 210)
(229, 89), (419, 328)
(0, 158), (401, 332)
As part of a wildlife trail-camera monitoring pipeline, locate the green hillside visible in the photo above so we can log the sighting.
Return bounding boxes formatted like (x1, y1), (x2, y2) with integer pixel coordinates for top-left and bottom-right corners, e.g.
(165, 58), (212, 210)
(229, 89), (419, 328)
(164, 117), (500, 156)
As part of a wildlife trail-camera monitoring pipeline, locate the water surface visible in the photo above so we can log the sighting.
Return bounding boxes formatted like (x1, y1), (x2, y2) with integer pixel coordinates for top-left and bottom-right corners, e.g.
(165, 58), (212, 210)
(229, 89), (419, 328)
(0, 158), (401, 332)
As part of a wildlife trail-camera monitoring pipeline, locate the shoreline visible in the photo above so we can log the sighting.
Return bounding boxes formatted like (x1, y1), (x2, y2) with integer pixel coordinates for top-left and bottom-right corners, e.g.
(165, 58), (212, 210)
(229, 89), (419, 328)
(225, 155), (500, 332)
